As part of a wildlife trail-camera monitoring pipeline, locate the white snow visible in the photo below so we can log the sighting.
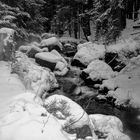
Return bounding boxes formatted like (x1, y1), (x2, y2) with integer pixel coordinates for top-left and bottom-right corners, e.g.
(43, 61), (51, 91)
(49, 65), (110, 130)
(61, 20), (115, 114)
(44, 94), (97, 139)
(89, 114), (130, 140)
(0, 61), (25, 117)
(14, 51), (59, 97)
(35, 50), (68, 76)
(0, 93), (74, 140)
(74, 42), (105, 66)
(103, 55), (140, 108)
(40, 37), (63, 50)
(83, 60), (115, 81)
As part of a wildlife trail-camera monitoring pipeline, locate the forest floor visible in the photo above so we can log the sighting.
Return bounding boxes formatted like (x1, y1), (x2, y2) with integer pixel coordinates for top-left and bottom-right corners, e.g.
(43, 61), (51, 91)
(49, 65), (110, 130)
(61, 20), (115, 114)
(121, 19), (140, 39)
(63, 19), (140, 42)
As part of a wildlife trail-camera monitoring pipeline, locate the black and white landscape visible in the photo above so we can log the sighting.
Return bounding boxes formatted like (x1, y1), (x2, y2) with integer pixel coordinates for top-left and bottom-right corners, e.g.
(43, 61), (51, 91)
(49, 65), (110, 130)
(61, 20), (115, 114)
(0, 0), (140, 140)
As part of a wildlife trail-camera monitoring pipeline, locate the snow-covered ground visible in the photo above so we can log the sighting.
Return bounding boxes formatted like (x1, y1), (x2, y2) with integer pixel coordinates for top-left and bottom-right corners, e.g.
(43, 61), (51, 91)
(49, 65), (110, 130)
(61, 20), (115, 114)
(0, 61), (25, 117)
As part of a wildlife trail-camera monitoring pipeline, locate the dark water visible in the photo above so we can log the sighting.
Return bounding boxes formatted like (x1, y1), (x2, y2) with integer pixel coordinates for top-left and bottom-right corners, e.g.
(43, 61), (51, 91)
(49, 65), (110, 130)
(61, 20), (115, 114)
(76, 97), (140, 140)
(55, 64), (140, 140)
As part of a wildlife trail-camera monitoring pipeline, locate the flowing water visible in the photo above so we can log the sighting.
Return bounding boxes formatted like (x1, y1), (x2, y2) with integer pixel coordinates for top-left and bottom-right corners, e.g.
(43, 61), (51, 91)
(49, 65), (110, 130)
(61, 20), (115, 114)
(55, 64), (140, 140)
(77, 97), (140, 140)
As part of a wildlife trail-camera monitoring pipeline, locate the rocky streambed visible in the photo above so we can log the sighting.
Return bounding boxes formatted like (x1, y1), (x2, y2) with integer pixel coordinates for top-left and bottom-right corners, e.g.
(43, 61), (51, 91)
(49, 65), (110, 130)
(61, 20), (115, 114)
(0, 28), (140, 140)
(55, 63), (140, 140)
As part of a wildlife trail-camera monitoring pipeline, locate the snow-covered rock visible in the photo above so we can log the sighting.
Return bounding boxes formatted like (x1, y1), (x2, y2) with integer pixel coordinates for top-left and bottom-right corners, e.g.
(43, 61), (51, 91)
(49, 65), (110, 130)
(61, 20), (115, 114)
(98, 55), (140, 108)
(19, 42), (48, 58)
(73, 42), (105, 66)
(44, 94), (89, 128)
(89, 114), (130, 140)
(0, 92), (74, 140)
(105, 38), (140, 71)
(107, 88), (133, 107)
(12, 51), (59, 98)
(0, 27), (15, 60)
(44, 94), (98, 139)
(41, 33), (57, 39)
(35, 50), (68, 76)
(40, 37), (63, 51)
(99, 79), (118, 91)
(82, 60), (115, 83)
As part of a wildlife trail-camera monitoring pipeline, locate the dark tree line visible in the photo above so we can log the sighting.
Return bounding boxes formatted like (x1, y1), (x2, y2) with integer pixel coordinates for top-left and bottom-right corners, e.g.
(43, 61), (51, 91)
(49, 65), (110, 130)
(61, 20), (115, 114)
(0, 0), (140, 44)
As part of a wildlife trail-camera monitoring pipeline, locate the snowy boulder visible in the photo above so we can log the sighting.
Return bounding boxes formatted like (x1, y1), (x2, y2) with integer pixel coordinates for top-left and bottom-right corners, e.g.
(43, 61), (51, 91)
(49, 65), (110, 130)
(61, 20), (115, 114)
(54, 61), (68, 76)
(0, 27), (15, 60)
(41, 33), (57, 39)
(0, 92), (74, 140)
(72, 42), (105, 67)
(44, 94), (97, 139)
(103, 55), (140, 108)
(19, 42), (48, 58)
(105, 38), (140, 71)
(89, 114), (130, 140)
(81, 60), (115, 83)
(12, 51), (59, 98)
(99, 78), (118, 92)
(106, 88), (134, 107)
(27, 46), (48, 58)
(35, 52), (60, 70)
(44, 94), (90, 128)
(35, 50), (68, 76)
(40, 37), (63, 52)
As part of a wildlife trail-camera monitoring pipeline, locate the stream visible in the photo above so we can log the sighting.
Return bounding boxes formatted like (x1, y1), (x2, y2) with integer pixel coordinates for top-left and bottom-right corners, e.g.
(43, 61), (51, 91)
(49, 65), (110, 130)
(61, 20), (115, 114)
(53, 62), (140, 140)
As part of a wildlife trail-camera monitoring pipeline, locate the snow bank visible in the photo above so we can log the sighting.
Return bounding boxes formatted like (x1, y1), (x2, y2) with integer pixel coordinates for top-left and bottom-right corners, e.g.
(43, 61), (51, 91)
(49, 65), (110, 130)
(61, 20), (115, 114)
(105, 38), (140, 71)
(12, 51), (59, 98)
(98, 55), (140, 108)
(0, 61), (25, 116)
(0, 92), (74, 140)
